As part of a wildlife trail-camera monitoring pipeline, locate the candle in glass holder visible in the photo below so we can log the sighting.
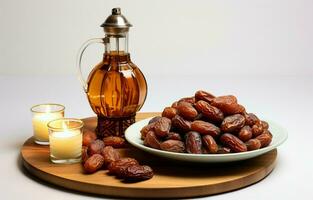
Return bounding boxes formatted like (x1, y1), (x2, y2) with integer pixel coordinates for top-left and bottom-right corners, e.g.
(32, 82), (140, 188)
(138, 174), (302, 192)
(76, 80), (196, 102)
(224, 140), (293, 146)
(31, 104), (65, 145)
(48, 118), (83, 164)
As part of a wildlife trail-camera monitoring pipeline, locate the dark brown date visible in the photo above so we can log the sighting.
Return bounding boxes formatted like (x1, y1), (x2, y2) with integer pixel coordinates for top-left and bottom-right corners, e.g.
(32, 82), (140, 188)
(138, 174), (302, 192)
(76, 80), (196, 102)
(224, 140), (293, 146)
(221, 114), (245, 133)
(185, 131), (202, 154)
(194, 100), (224, 123)
(148, 116), (161, 124)
(171, 115), (191, 133)
(101, 146), (120, 166)
(216, 146), (232, 154)
(160, 140), (185, 153)
(202, 135), (218, 153)
(177, 102), (198, 120)
(256, 132), (272, 147)
(252, 121), (264, 137)
(153, 117), (171, 138)
(144, 131), (161, 149)
(211, 95), (245, 115)
(103, 136), (125, 148)
(177, 97), (196, 104)
(245, 139), (261, 151)
(211, 95), (237, 106)
(140, 123), (155, 139)
(82, 129), (97, 146)
(83, 154), (104, 173)
(162, 107), (177, 119)
(220, 133), (247, 152)
(195, 90), (215, 103)
(238, 126), (253, 142)
(166, 132), (182, 141)
(88, 139), (105, 156)
(108, 158), (139, 176)
(191, 120), (221, 137)
(244, 113), (259, 126)
(123, 165), (154, 181)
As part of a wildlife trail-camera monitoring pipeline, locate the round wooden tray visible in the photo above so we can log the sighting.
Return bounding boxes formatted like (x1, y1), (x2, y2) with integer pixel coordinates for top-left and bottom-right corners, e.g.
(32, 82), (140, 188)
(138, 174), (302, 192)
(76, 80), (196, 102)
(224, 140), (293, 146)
(21, 112), (277, 198)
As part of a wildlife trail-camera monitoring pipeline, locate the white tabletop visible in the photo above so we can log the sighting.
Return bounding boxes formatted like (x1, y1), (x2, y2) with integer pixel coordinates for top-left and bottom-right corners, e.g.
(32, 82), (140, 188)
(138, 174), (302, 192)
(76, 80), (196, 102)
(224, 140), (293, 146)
(1, 74), (312, 200)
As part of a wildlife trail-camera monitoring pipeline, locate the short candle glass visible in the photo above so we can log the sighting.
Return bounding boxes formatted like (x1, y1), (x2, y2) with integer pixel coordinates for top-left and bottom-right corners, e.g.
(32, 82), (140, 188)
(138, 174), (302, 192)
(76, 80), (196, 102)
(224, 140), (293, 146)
(31, 104), (65, 145)
(48, 118), (83, 164)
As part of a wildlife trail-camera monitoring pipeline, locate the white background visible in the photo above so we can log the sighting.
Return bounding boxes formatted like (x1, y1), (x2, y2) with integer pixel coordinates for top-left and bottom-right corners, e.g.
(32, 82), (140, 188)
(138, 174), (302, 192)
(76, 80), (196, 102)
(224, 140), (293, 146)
(0, 0), (312, 200)
(0, 0), (312, 77)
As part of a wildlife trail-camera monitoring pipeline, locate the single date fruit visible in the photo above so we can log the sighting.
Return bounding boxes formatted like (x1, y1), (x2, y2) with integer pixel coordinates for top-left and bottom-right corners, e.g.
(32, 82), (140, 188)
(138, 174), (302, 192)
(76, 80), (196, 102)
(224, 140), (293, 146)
(191, 120), (221, 137)
(160, 140), (185, 153)
(171, 115), (191, 133)
(162, 107), (177, 119)
(140, 123), (156, 139)
(83, 154), (104, 173)
(177, 97), (196, 104)
(101, 146), (120, 166)
(123, 165), (154, 181)
(220, 133), (247, 152)
(177, 102), (198, 120)
(195, 90), (215, 103)
(252, 121), (264, 137)
(108, 158), (139, 176)
(185, 131), (202, 154)
(244, 112), (259, 126)
(221, 114), (245, 133)
(202, 135), (218, 153)
(148, 116), (161, 124)
(88, 139), (105, 156)
(166, 132), (182, 141)
(194, 100), (224, 123)
(256, 132), (272, 147)
(245, 139), (261, 151)
(144, 131), (161, 149)
(103, 136), (125, 148)
(211, 95), (245, 115)
(238, 126), (253, 142)
(153, 117), (171, 138)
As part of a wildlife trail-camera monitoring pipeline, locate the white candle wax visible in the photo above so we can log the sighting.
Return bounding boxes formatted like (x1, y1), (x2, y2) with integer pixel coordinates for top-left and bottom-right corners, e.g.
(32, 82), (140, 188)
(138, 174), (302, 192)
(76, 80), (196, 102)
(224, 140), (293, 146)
(49, 129), (82, 159)
(32, 112), (63, 142)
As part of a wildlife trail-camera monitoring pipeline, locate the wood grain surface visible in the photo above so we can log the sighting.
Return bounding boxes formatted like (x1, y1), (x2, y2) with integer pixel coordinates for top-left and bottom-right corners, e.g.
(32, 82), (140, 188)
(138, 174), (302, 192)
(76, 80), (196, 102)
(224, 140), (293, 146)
(21, 112), (277, 198)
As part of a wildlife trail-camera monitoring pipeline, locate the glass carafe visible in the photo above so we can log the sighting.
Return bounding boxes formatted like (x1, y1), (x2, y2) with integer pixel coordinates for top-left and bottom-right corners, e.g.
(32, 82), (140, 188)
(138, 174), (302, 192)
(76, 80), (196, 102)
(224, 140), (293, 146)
(77, 8), (147, 138)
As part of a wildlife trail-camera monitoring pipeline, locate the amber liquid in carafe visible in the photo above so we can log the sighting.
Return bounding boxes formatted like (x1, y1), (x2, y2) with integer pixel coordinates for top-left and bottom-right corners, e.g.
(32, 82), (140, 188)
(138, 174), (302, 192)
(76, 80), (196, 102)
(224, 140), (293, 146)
(86, 52), (147, 120)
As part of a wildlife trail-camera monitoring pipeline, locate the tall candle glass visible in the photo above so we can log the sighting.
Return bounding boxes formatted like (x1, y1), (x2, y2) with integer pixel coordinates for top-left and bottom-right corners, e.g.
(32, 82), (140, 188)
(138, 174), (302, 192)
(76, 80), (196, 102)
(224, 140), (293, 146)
(48, 118), (83, 164)
(31, 104), (65, 145)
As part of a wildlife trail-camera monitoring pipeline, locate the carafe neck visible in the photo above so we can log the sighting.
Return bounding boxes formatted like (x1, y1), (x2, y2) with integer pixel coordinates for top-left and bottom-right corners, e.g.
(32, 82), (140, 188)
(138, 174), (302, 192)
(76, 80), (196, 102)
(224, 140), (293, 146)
(105, 34), (129, 55)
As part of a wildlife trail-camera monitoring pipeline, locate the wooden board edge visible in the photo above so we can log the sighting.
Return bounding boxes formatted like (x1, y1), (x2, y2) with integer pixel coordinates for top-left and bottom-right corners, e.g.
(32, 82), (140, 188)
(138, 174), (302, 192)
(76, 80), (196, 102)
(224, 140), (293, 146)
(20, 149), (277, 198)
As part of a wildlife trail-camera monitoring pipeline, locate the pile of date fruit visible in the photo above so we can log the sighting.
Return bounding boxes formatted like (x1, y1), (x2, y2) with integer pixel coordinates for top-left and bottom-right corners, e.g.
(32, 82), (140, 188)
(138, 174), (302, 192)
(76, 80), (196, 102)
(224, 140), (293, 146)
(82, 134), (153, 182)
(141, 90), (273, 154)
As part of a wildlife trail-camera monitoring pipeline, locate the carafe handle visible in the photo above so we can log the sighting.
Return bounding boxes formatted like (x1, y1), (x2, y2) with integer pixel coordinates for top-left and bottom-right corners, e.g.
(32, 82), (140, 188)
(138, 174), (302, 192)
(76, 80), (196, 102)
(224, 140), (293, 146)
(76, 38), (106, 92)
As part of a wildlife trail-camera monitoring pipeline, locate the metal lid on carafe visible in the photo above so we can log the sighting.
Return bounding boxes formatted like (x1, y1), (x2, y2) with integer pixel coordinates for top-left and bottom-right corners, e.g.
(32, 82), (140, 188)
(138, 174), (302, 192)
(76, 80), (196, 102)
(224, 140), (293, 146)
(101, 8), (132, 36)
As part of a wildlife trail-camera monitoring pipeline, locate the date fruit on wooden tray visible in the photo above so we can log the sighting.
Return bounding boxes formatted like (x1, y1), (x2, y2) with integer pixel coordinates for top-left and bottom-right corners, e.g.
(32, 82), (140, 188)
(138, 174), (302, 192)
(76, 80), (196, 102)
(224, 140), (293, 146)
(140, 90), (272, 154)
(82, 134), (154, 182)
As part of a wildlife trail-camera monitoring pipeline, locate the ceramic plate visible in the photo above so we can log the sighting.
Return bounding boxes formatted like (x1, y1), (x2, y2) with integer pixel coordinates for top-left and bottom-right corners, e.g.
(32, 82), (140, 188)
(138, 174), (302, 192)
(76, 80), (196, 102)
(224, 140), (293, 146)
(125, 117), (288, 163)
